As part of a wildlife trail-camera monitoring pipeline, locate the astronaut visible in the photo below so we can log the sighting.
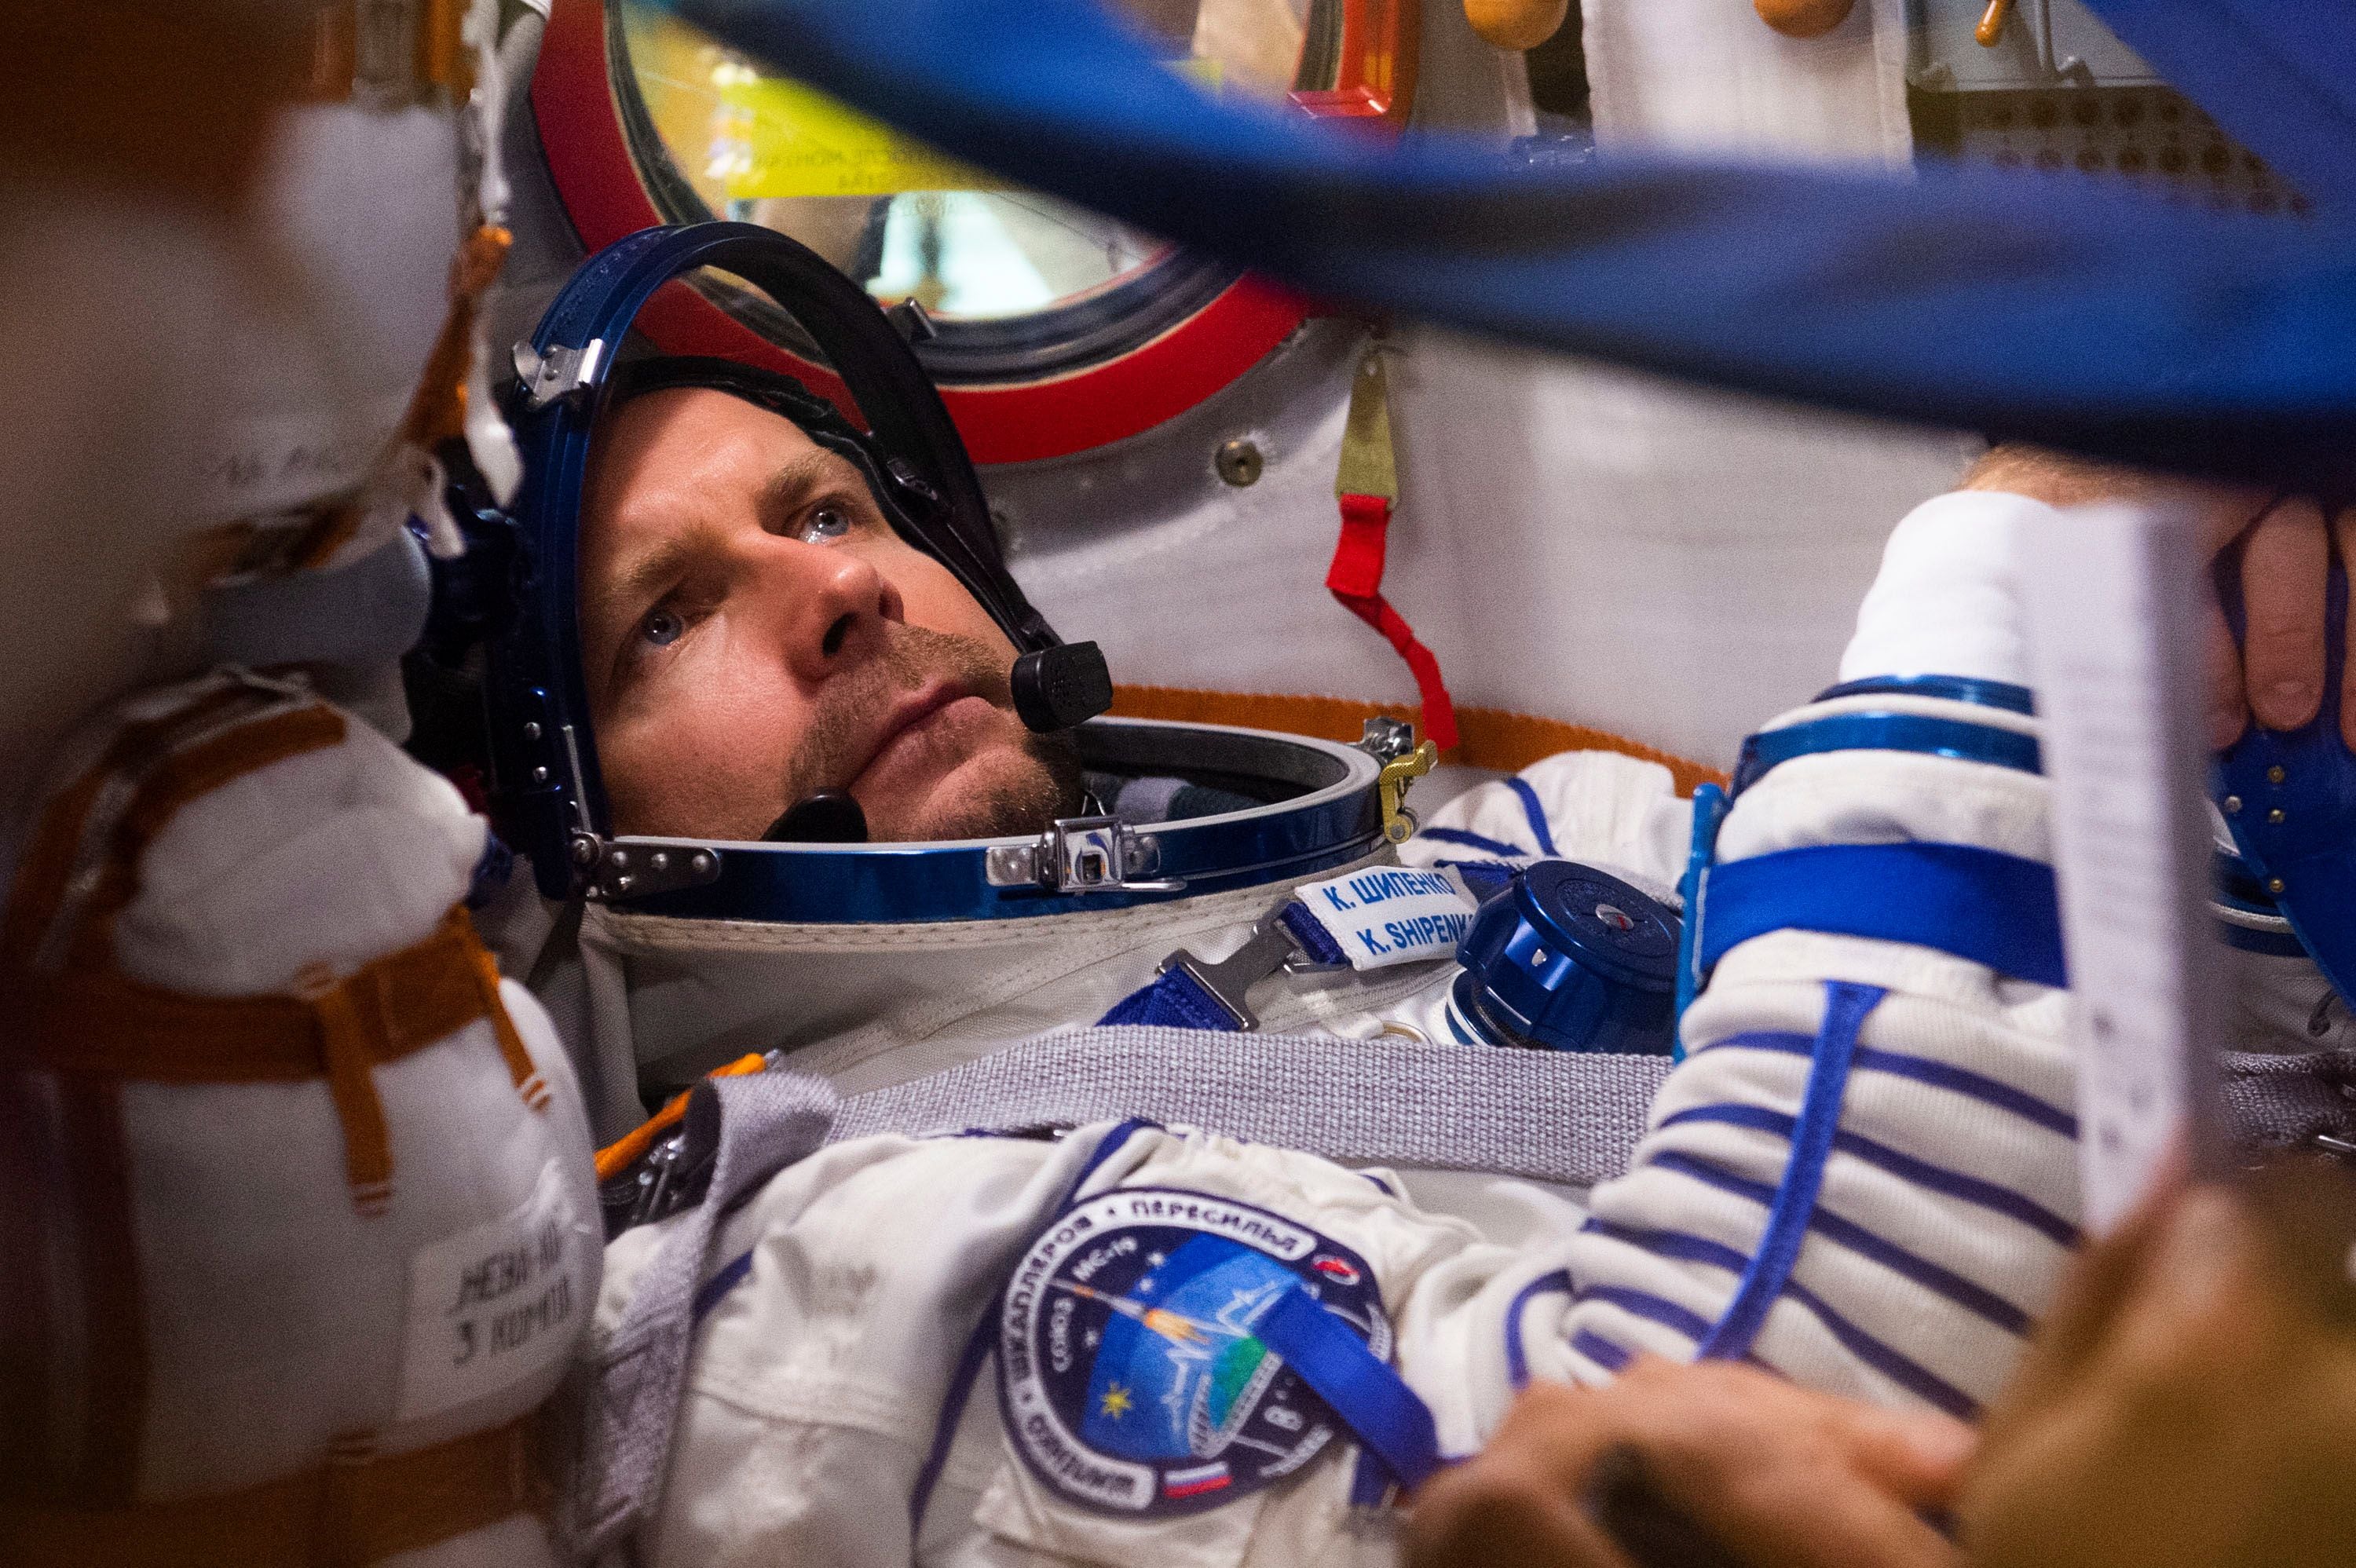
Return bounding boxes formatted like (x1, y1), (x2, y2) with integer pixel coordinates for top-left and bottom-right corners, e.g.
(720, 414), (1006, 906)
(430, 221), (2145, 1566)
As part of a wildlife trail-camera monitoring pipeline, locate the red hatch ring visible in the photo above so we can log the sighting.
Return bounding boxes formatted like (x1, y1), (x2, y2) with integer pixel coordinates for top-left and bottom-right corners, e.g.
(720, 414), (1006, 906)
(532, 0), (1326, 465)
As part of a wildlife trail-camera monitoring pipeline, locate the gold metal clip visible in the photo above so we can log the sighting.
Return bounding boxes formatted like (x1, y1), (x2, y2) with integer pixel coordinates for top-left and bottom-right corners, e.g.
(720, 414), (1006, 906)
(1377, 740), (1439, 846)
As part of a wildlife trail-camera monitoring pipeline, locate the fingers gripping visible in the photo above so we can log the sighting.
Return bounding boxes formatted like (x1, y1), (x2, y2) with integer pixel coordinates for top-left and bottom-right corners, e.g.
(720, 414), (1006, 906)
(2240, 498), (2331, 733)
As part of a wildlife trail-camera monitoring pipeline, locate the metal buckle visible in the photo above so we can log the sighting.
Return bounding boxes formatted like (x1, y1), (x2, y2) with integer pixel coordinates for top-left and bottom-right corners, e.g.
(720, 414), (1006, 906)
(1154, 895), (1335, 1031)
(985, 814), (1185, 894)
(512, 337), (606, 411)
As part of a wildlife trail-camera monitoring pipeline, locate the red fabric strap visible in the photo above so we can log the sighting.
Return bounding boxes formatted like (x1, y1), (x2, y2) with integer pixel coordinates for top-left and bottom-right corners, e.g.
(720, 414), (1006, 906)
(1326, 492), (1459, 750)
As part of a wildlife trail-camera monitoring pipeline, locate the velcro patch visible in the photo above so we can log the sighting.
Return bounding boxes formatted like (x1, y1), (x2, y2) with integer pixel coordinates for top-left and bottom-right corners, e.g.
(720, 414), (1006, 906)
(1293, 865), (1478, 970)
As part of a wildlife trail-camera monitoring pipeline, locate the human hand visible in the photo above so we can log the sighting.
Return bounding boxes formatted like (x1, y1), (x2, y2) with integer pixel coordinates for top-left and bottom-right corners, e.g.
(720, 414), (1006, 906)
(1961, 444), (2356, 750)
(1404, 1357), (1972, 1568)
(1961, 1159), (2356, 1568)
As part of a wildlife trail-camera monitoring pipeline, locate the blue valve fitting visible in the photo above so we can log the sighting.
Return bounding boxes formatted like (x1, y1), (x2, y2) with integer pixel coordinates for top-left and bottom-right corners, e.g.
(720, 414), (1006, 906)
(1451, 860), (1679, 1054)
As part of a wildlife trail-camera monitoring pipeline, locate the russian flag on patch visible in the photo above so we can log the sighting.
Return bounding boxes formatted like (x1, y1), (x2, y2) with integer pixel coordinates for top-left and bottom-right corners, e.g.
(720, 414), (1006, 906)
(1162, 1463), (1232, 1499)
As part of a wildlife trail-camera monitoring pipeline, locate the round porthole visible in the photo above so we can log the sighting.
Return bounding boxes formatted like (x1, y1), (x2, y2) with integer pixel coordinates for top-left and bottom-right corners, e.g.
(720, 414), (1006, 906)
(531, 0), (1418, 462)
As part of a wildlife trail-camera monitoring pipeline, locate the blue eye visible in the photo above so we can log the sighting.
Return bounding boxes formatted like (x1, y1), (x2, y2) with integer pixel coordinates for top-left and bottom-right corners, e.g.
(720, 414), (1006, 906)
(799, 506), (851, 543)
(641, 607), (686, 647)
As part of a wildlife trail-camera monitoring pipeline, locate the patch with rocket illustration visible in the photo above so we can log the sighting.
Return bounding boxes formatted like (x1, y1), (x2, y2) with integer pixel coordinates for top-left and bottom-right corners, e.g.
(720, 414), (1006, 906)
(997, 1186), (1389, 1515)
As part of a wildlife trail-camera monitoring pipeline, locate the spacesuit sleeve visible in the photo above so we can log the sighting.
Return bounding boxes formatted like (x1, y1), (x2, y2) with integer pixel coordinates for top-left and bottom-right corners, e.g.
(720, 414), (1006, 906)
(1524, 488), (2083, 1420)
(1400, 747), (1691, 893)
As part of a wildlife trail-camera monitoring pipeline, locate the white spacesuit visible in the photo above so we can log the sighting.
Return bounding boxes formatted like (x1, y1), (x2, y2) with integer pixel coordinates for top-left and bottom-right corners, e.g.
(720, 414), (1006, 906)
(551, 473), (2116, 1564)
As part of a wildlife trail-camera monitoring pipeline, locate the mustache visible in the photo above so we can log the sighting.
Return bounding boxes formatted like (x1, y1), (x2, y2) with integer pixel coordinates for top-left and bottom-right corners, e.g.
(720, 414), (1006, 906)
(779, 623), (1016, 799)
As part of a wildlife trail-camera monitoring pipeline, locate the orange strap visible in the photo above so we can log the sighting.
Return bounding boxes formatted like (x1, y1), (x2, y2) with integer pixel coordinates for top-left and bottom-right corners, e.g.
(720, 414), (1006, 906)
(60, 704), (349, 973)
(1327, 492), (1461, 751)
(1106, 683), (1729, 798)
(0, 680), (279, 969)
(594, 1052), (770, 1183)
(0, 1413), (550, 1568)
(2, 685), (547, 1214)
(8, 906), (538, 1214)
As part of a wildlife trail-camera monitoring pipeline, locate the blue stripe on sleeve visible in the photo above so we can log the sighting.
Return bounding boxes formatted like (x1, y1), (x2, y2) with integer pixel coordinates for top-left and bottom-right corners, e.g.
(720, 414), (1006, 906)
(1503, 777), (1560, 857)
(1572, 1285), (1714, 1344)
(1692, 1030), (2080, 1139)
(1579, 1219), (1981, 1419)
(1420, 825), (1529, 859)
(1569, 1328), (1633, 1374)
(1504, 1270), (1574, 1389)
(1644, 1151), (2033, 1337)
(1655, 1102), (2080, 1248)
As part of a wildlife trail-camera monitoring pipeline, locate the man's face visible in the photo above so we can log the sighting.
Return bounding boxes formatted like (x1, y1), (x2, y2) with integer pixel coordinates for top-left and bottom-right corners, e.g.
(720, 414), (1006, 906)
(578, 386), (1081, 842)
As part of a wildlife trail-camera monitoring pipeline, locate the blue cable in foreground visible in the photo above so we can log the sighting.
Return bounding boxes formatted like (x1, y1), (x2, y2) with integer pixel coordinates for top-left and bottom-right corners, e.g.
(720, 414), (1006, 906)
(664, 0), (2356, 491)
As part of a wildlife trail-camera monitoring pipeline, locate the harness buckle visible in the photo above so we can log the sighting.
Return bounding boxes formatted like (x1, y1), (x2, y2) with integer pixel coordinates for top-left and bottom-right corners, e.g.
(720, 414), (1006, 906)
(1158, 895), (1322, 1031)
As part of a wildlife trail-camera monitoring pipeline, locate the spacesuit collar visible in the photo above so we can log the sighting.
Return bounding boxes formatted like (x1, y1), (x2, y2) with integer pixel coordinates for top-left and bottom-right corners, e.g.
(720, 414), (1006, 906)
(579, 718), (1390, 926)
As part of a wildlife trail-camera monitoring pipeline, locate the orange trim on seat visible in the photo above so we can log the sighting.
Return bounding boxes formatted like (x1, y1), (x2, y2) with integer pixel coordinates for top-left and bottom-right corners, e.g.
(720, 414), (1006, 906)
(1105, 685), (1729, 798)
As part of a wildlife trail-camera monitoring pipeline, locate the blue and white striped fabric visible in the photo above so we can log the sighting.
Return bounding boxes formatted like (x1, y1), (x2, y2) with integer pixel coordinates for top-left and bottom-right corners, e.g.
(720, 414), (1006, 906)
(1517, 683), (2078, 1414)
(1402, 750), (1691, 912)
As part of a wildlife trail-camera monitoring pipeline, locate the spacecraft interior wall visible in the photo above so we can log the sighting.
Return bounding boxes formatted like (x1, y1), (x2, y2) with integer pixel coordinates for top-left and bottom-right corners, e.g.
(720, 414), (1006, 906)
(982, 0), (1972, 776)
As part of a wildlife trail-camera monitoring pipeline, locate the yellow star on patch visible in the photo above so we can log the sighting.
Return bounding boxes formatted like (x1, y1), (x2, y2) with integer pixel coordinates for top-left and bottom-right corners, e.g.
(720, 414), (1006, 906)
(1099, 1383), (1135, 1419)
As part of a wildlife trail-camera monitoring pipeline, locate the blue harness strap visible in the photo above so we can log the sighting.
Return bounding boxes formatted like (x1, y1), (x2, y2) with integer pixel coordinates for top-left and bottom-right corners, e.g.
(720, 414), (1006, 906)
(1097, 899), (1352, 1030)
(1098, 965), (1251, 1029)
(1695, 981), (1886, 1362)
(1253, 1288), (1449, 1493)
(1694, 842), (2069, 990)
(671, 0), (2356, 493)
(1671, 783), (1730, 1060)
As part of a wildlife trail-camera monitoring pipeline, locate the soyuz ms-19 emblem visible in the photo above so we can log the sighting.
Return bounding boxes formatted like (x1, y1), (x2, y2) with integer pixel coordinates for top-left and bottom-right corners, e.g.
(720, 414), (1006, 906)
(997, 1187), (1388, 1515)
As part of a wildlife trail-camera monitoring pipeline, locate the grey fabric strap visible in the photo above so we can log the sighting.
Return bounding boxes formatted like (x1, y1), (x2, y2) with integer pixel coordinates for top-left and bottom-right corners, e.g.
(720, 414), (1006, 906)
(832, 1026), (1672, 1189)
(2220, 1046), (2356, 1151)
(573, 1070), (840, 1560)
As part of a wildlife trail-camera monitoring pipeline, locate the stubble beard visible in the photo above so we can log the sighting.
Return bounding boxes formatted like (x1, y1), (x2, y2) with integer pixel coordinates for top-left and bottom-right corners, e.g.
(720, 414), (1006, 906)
(777, 623), (1084, 842)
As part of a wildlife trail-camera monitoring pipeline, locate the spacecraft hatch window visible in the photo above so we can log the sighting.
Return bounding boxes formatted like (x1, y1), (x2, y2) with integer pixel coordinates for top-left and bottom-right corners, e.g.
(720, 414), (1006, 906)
(531, 0), (1417, 462)
(605, 0), (1392, 379)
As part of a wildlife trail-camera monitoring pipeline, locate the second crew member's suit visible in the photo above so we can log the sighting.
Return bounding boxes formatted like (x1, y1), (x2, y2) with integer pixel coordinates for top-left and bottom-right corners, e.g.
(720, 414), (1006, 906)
(557, 485), (2334, 1565)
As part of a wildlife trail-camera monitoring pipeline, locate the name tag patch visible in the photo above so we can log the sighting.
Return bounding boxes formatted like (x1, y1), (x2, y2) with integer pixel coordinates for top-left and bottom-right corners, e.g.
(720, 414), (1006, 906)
(396, 1159), (593, 1423)
(1294, 865), (1478, 970)
(997, 1188), (1389, 1516)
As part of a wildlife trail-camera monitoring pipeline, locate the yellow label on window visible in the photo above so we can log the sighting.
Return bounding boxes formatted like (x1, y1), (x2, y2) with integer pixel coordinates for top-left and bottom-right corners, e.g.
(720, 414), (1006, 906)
(719, 77), (1002, 199)
(719, 62), (1223, 201)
